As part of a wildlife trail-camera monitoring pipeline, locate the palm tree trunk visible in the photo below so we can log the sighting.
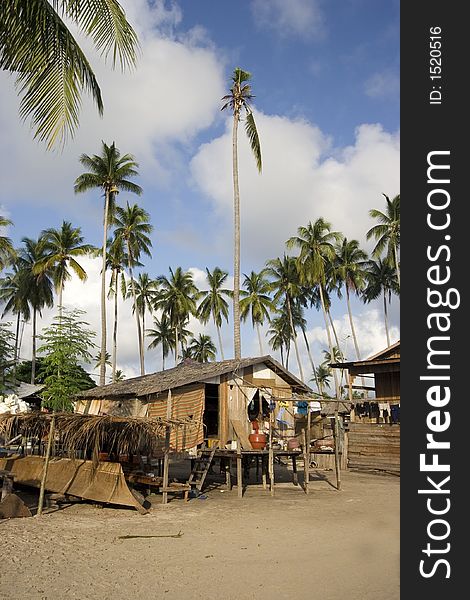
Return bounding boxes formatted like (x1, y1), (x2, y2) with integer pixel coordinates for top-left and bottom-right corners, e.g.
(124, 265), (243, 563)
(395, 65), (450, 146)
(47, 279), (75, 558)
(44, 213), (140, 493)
(31, 307), (37, 385)
(300, 324), (320, 394)
(394, 243), (400, 289)
(162, 345), (166, 371)
(319, 286), (340, 397)
(58, 281), (64, 321)
(286, 295), (304, 382)
(383, 291), (391, 346)
(99, 190), (110, 386)
(346, 287), (366, 394)
(319, 284), (342, 490)
(112, 271), (118, 383)
(174, 326), (179, 366)
(216, 324), (225, 360)
(280, 344), (285, 368)
(13, 312), (20, 379)
(128, 259), (144, 375)
(232, 110), (241, 359)
(141, 305), (146, 374)
(256, 322), (264, 355)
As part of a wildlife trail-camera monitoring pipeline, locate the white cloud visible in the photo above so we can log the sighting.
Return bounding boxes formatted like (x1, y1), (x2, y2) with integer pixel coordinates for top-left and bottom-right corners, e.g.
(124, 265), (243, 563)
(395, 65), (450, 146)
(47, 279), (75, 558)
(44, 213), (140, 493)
(251, 0), (325, 40)
(190, 112), (400, 265)
(365, 69), (400, 99)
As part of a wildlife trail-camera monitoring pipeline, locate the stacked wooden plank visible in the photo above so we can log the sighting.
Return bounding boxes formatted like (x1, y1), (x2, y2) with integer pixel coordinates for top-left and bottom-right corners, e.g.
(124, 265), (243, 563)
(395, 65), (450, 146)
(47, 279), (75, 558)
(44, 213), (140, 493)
(347, 423), (400, 474)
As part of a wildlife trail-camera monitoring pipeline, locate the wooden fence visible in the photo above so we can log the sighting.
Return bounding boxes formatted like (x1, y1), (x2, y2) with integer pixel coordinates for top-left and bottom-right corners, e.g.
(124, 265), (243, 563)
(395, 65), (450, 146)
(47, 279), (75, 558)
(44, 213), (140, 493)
(347, 423), (400, 474)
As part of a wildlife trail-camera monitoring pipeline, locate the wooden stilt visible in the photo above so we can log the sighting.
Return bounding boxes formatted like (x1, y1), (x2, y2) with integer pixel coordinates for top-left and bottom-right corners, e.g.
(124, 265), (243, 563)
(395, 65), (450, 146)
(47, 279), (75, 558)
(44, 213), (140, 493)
(333, 412), (341, 491)
(162, 390), (172, 505)
(262, 455), (267, 490)
(302, 428), (309, 494)
(237, 452), (243, 498)
(292, 455), (298, 486)
(37, 414), (55, 516)
(269, 406), (274, 496)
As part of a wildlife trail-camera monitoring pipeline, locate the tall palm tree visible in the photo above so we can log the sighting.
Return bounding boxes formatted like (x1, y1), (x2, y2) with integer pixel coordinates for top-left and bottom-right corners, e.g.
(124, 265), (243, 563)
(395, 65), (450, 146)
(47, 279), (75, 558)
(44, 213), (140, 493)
(155, 267), (200, 365)
(286, 219), (343, 393)
(198, 267), (231, 360)
(0, 1), (139, 148)
(240, 270), (275, 355)
(38, 221), (93, 317)
(0, 264), (31, 371)
(363, 258), (399, 347)
(367, 193), (400, 287)
(221, 67), (262, 359)
(332, 238), (368, 362)
(147, 314), (176, 371)
(188, 334), (217, 363)
(74, 142), (142, 385)
(113, 203), (152, 376)
(265, 255), (305, 382)
(132, 273), (158, 372)
(0, 216), (16, 271)
(17, 237), (54, 383)
(106, 234), (129, 382)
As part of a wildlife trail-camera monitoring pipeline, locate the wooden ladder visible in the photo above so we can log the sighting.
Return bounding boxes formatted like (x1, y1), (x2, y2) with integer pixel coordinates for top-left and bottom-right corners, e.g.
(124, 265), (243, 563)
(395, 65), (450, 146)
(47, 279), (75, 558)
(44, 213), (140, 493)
(186, 444), (218, 497)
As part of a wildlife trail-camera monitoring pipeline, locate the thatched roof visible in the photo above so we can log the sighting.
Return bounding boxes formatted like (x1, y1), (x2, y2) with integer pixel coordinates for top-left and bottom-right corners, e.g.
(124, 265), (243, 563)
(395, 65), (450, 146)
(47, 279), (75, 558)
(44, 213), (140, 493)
(78, 355), (311, 400)
(0, 412), (195, 457)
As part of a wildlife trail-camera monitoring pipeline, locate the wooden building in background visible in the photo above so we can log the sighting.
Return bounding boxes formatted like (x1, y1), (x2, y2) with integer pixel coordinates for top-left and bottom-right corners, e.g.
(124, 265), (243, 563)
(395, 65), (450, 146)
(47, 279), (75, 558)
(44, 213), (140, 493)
(331, 341), (400, 474)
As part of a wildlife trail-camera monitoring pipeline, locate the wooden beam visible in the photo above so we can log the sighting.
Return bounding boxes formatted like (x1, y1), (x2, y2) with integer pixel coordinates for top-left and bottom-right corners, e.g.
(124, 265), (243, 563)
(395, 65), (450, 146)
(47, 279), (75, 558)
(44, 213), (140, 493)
(162, 389), (172, 505)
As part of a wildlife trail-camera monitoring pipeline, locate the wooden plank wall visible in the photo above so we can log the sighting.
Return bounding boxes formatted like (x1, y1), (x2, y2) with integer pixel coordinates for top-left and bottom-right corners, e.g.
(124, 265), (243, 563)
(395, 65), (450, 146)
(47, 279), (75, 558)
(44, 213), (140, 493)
(347, 423), (400, 474)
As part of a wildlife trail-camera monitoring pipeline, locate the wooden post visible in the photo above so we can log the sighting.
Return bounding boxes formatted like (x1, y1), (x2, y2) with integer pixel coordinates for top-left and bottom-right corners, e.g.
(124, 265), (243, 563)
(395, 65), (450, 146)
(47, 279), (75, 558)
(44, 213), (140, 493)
(162, 389), (172, 505)
(302, 428), (309, 494)
(37, 414), (55, 516)
(333, 412), (341, 491)
(292, 455), (298, 486)
(262, 455), (267, 490)
(237, 451), (243, 498)
(269, 405), (274, 496)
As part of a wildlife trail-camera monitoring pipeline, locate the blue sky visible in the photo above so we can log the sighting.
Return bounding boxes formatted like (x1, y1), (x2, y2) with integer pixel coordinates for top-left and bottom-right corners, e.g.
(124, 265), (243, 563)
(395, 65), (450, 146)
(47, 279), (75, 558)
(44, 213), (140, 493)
(0, 0), (400, 381)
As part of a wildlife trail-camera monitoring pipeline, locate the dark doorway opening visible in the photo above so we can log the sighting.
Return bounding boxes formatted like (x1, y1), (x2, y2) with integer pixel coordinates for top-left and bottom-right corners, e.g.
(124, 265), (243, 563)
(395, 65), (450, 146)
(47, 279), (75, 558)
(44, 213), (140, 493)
(204, 383), (219, 438)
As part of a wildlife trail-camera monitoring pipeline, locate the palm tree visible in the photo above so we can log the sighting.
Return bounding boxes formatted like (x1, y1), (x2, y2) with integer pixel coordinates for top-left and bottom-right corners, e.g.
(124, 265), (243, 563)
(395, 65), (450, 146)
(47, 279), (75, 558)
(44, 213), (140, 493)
(132, 273), (158, 372)
(114, 369), (125, 382)
(265, 255), (305, 382)
(332, 238), (368, 362)
(267, 315), (291, 369)
(106, 234), (129, 383)
(363, 258), (399, 347)
(197, 267), (231, 360)
(94, 351), (111, 370)
(0, 1), (139, 148)
(147, 314), (176, 371)
(75, 142), (142, 385)
(221, 67), (262, 359)
(37, 221), (93, 317)
(312, 365), (331, 398)
(155, 267), (200, 365)
(367, 193), (400, 287)
(17, 238), (54, 383)
(188, 334), (217, 363)
(0, 265), (31, 371)
(240, 270), (275, 355)
(0, 216), (16, 271)
(113, 203), (152, 376)
(286, 219), (343, 393)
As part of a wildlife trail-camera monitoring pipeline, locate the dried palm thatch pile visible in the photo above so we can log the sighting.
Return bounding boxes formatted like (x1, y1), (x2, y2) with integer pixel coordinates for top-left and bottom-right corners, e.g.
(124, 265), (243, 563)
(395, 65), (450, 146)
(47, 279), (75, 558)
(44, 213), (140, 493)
(0, 412), (198, 459)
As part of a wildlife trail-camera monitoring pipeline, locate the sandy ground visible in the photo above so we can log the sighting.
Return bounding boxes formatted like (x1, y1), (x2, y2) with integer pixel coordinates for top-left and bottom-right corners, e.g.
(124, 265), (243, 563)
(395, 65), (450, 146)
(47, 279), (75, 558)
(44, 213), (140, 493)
(0, 466), (399, 600)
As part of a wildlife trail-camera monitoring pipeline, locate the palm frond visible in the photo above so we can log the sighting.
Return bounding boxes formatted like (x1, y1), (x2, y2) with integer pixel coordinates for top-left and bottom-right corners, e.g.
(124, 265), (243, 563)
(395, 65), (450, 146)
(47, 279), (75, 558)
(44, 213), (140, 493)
(245, 112), (262, 173)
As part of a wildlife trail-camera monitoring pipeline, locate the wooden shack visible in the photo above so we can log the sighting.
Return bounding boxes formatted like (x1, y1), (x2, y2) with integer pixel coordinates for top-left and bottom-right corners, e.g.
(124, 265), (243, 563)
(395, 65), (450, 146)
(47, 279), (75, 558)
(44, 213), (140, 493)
(76, 356), (311, 451)
(331, 341), (400, 474)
